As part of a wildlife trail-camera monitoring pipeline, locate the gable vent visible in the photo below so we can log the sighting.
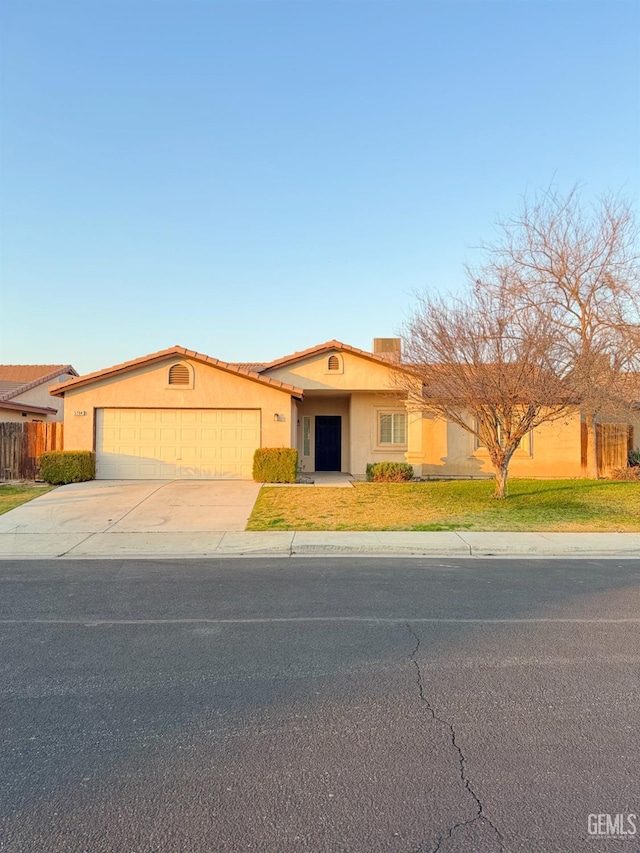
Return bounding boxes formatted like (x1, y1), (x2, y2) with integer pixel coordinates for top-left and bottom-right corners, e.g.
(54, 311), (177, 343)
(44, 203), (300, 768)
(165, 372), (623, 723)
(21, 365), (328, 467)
(327, 355), (340, 371)
(168, 363), (190, 385)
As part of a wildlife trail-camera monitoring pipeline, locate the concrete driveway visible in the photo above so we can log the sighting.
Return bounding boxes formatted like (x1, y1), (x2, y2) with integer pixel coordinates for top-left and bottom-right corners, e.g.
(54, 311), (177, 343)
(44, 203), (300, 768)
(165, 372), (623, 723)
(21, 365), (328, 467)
(0, 480), (262, 534)
(0, 480), (262, 557)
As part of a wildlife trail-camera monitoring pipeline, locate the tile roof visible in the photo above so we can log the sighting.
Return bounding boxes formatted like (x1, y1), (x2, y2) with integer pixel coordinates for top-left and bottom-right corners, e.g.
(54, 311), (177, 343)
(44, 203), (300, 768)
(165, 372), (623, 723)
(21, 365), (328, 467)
(230, 362), (268, 373)
(0, 400), (58, 415)
(0, 365), (71, 383)
(0, 365), (78, 401)
(50, 346), (304, 397)
(0, 380), (24, 395)
(261, 340), (406, 371)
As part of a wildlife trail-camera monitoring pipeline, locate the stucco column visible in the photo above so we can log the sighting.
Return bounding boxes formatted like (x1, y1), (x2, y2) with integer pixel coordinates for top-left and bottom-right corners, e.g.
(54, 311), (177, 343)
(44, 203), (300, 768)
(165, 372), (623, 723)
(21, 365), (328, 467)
(404, 406), (426, 476)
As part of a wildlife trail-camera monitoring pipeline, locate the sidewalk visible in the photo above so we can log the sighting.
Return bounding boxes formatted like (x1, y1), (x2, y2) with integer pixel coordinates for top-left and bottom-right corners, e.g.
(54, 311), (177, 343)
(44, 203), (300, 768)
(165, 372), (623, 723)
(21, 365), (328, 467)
(2, 529), (640, 559)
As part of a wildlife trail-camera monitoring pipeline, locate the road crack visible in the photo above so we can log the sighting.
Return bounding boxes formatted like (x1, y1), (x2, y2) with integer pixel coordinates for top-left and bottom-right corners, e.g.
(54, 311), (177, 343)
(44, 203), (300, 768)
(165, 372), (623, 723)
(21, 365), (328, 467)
(406, 622), (504, 853)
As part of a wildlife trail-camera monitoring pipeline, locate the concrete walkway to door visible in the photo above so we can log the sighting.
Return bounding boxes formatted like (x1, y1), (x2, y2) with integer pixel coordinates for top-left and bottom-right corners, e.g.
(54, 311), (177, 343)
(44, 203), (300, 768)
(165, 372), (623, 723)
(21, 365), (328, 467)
(0, 480), (262, 558)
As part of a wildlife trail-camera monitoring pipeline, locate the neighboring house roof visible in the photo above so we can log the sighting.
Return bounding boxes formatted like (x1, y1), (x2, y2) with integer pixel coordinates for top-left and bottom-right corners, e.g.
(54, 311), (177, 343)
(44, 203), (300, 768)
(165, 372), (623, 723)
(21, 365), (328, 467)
(616, 371), (640, 406)
(260, 340), (406, 372)
(0, 380), (24, 395)
(50, 346), (305, 398)
(0, 400), (58, 415)
(0, 365), (78, 402)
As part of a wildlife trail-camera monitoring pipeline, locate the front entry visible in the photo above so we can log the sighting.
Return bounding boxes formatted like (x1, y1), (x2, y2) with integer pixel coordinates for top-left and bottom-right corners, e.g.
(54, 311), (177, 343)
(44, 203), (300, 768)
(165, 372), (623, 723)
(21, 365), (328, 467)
(315, 416), (342, 471)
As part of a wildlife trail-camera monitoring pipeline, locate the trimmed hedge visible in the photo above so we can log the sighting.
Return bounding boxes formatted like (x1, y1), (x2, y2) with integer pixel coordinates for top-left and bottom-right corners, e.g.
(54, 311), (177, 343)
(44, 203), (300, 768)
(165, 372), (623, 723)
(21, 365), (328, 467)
(39, 451), (96, 485)
(253, 448), (298, 483)
(366, 461), (414, 482)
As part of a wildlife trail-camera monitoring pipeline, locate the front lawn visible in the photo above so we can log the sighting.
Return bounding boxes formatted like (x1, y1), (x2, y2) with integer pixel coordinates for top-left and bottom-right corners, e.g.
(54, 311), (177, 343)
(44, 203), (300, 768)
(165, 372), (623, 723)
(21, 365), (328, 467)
(247, 479), (640, 532)
(0, 484), (53, 515)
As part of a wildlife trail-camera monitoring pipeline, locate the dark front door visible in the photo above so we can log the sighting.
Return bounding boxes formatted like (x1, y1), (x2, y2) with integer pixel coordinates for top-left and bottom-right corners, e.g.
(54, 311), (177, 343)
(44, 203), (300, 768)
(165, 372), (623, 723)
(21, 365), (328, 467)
(315, 416), (341, 471)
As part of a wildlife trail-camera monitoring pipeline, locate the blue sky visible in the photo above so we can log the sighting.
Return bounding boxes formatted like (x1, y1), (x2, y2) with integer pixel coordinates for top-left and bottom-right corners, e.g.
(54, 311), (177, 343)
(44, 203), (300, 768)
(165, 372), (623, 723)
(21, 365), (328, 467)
(1, 0), (638, 374)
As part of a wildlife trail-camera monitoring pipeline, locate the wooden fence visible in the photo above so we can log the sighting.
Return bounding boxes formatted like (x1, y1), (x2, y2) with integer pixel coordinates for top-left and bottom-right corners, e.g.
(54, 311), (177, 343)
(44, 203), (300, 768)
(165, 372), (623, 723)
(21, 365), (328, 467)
(0, 422), (64, 481)
(581, 422), (632, 478)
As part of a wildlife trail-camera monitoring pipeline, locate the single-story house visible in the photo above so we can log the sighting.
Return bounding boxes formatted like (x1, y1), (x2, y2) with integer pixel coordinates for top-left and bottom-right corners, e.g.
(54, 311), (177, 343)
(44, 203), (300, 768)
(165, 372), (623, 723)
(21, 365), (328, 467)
(0, 364), (78, 422)
(50, 340), (638, 480)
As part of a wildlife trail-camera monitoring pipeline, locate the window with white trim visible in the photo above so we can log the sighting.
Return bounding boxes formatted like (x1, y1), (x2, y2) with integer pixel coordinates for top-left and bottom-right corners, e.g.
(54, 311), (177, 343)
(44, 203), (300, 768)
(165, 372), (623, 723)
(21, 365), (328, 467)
(474, 422), (502, 450)
(474, 420), (533, 455)
(378, 411), (407, 445)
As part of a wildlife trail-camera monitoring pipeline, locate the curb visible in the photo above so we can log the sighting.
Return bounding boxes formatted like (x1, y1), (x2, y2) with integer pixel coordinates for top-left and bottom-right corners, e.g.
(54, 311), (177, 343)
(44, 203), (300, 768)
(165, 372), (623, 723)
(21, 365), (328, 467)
(2, 531), (640, 560)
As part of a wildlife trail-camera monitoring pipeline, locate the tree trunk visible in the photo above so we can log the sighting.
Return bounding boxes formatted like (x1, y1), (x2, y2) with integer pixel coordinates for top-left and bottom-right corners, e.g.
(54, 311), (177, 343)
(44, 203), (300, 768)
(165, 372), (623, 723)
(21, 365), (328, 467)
(493, 463), (509, 499)
(585, 411), (599, 479)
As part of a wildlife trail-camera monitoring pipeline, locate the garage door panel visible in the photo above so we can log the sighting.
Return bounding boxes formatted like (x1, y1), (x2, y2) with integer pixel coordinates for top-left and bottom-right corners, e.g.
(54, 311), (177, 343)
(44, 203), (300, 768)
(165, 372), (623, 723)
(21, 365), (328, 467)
(119, 429), (139, 441)
(96, 409), (261, 480)
(140, 428), (159, 440)
(139, 445), (159, 458)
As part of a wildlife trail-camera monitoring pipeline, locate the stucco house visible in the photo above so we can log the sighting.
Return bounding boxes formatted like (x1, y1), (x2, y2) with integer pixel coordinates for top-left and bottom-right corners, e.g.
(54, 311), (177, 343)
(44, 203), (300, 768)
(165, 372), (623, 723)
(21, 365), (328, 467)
(0, 364), (78, 422)
(50, 340), (637, 481)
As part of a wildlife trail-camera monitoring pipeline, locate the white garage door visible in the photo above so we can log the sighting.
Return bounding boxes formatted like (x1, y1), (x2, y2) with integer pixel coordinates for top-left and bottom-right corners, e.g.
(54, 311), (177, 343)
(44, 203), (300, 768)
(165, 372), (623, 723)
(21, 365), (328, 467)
(95, 408), (261, 479)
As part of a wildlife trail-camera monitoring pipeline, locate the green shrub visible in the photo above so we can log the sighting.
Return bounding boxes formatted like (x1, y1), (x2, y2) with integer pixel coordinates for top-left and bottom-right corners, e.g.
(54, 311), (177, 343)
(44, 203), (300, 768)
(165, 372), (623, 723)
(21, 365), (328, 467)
(39, 451), (96, 485)
(628, 447), (640, 467)
(253, 448), (298, 483)
(366, 461), (414, 482)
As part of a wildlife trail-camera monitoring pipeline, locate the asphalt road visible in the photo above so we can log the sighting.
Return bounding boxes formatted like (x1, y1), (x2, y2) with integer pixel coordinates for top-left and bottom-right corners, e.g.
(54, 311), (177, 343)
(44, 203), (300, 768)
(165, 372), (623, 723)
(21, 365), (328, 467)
(1, 557), (639, 853)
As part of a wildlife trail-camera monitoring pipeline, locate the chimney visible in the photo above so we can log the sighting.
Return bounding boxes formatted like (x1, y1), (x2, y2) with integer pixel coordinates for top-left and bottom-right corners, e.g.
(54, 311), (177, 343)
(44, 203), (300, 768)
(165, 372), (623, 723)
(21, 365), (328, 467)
(373, 338), (402, 363)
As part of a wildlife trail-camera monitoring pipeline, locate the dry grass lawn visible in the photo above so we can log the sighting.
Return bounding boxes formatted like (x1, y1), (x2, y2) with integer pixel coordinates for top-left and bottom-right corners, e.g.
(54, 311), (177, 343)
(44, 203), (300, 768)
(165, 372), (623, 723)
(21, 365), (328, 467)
(247, 479), (640, 532)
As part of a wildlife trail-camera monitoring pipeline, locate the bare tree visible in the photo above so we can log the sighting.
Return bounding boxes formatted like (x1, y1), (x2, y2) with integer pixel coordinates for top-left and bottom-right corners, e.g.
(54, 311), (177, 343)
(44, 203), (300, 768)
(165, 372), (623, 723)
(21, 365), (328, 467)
(474, 186), (640, 477)
(399, 285), (575, 498)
